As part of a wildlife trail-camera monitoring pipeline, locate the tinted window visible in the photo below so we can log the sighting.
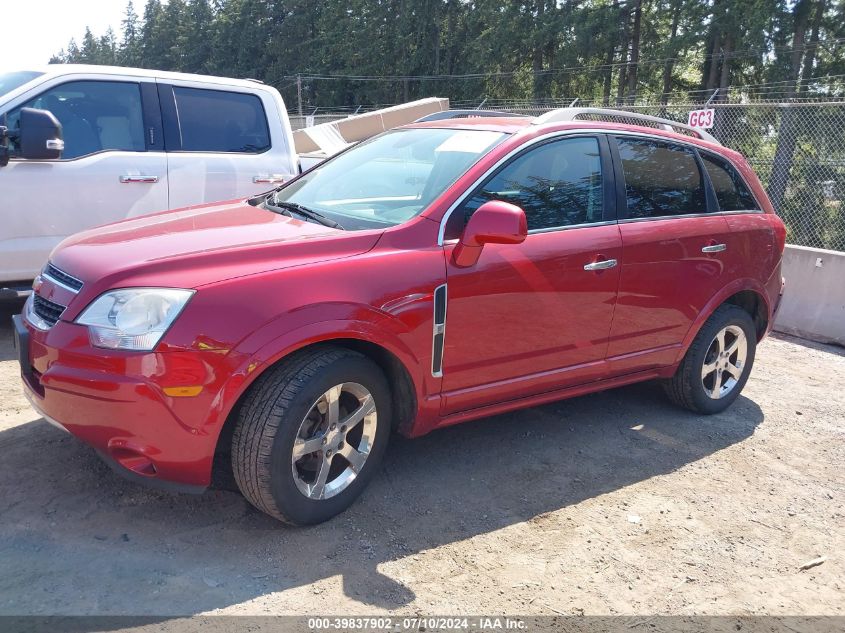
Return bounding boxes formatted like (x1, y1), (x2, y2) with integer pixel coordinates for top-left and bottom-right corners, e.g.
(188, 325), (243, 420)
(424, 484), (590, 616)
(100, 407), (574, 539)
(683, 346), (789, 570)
(173, 87), (270, 153)
(617, 138), (706, 218)
(8, 81), (145, 159)
(0, 71), (43, 99)
(701, 154), (759, 211)
(454, 136), (604, 233)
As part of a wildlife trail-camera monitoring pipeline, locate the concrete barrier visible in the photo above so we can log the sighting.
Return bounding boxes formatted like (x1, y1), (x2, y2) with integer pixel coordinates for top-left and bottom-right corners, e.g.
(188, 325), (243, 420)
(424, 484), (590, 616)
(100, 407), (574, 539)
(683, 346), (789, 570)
(774, 244), (845, 346)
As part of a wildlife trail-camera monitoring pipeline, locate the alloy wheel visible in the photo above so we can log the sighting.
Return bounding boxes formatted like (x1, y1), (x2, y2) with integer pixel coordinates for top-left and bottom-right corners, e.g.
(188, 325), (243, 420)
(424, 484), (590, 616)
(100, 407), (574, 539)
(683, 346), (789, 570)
(291, 382), (378, 500)
(701, 325), (748, 400)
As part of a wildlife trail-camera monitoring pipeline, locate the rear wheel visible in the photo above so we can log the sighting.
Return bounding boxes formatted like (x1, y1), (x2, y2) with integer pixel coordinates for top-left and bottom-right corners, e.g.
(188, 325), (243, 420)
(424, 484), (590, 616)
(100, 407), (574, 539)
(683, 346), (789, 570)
(231, 347), (391, 525)
(664, 305), (757, 414)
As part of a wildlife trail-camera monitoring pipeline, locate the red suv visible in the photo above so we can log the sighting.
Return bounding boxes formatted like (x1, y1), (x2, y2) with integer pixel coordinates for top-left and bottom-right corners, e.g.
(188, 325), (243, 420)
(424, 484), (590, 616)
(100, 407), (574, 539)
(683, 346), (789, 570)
(14, 108), (786, 525)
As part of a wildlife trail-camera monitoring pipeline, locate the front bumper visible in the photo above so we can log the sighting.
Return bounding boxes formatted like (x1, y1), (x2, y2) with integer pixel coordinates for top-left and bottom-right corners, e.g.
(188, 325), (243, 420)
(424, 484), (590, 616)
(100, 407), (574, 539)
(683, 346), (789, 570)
(15, 313), (224, 493)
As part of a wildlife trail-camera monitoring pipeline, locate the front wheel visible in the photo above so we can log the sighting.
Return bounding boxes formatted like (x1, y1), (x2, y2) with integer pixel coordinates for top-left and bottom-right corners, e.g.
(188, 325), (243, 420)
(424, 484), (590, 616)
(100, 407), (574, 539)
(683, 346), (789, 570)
(231, 347), (391, 525)
(664, 305), (757, 414)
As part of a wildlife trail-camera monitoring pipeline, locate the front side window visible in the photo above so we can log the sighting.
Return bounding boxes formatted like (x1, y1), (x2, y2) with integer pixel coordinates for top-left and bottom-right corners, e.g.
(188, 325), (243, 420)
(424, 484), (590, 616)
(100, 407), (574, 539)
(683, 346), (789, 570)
(451, 136), (604, 235)
(617, 138), (707, 219)
(701, 154), (759, 211)
(173, 86), (270, 153)
(272, 128), (507, 230)
(7, 80), (145, 160)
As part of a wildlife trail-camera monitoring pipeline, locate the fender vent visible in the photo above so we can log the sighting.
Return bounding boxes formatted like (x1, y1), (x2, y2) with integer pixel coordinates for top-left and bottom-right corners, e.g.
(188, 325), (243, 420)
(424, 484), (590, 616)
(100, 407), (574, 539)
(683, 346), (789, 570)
(431, 284), (447, 377)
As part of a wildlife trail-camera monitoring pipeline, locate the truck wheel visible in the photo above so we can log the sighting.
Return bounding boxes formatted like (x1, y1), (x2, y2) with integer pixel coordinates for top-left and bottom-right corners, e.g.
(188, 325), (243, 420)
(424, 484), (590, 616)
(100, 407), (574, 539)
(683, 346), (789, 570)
(231, 347), (391, 525)
(663, 305), (757, 415)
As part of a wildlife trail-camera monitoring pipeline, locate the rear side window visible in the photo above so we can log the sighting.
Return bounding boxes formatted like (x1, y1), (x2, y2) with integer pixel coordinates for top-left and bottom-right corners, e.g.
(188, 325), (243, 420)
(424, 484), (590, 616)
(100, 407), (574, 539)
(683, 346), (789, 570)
(455, 136), (604, 233)
(7, 80), (145, 159)
(616, 138), (707, 219)
(173, 87), (270, 153)
(701, 154), (759, 211)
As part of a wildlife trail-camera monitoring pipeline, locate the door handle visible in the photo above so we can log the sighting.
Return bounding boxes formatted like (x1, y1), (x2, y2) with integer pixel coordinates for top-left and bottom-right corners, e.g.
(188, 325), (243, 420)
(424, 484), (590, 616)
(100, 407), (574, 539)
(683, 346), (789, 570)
(584, 258), (618, 271)
(701, 243), (727, 253)
(120, 175), (159, 183)
(253, 174), (287, 184)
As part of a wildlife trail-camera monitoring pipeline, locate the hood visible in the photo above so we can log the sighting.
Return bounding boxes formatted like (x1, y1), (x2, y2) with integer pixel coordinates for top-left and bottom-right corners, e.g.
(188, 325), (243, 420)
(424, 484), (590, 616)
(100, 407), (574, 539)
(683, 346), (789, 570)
(50, 199), (382, 292)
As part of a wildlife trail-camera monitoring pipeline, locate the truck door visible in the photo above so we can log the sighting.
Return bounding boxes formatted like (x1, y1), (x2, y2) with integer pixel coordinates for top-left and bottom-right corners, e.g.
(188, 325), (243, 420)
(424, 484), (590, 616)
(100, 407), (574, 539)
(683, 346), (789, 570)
(0, 77), (168, 283)
(157, 83), (298, 208)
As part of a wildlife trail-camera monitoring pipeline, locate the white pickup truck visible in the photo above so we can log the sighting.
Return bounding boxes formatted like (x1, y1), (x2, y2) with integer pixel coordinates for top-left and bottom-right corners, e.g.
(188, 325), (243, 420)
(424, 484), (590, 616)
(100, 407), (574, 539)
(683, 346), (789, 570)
(0, 65), (300, 288)
(0, 65), (446, 290)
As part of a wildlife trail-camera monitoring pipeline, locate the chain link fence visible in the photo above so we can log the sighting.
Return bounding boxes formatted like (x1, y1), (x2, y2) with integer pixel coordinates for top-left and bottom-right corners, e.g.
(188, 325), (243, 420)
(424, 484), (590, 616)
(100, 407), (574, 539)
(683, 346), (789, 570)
(291, 98), (845, 252)
(471, 98), (845, 252)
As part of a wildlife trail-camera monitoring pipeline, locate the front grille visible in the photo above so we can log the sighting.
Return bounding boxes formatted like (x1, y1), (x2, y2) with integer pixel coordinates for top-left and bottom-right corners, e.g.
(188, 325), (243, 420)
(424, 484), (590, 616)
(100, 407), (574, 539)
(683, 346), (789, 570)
(33, 294), (66, 327)
(43, 263), (83, 292)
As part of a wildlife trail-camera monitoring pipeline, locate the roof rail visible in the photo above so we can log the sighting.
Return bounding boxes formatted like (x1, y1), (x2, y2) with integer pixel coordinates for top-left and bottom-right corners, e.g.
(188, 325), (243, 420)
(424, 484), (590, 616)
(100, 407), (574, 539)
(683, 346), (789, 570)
(533, 107), (720, 145)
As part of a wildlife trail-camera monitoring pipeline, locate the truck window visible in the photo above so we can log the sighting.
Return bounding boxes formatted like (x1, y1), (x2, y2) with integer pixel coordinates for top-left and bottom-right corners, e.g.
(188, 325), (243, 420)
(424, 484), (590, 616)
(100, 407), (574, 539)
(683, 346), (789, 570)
(173, 87), (270, 153)
(7, 81), (145, 160)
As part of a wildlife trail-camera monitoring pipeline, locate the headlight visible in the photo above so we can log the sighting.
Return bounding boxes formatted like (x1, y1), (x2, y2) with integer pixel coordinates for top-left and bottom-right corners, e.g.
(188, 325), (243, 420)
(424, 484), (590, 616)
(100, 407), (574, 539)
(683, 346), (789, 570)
(76, 288), (194, 351)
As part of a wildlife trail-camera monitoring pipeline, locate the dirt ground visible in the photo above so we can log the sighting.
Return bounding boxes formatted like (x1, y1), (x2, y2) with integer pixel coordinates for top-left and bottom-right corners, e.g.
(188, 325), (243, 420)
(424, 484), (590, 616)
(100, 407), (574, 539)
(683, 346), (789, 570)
(0, 298), (842, 617)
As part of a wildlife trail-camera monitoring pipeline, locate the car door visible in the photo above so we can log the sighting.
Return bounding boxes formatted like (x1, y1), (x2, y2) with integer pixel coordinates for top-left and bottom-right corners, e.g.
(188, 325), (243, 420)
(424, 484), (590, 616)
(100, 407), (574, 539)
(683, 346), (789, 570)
(0, 77), (167, 283)
(439, 134), (622, 414)
(158, 83), (296, 208)
(605, 135), (734, 374)
(699, 151), (775, 281)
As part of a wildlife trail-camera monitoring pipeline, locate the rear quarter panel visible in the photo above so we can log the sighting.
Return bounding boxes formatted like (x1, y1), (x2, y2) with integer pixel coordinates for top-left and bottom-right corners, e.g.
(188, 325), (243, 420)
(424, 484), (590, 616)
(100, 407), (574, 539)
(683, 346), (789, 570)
(722, 150), (785, 321)
(723, 213), (777, 282)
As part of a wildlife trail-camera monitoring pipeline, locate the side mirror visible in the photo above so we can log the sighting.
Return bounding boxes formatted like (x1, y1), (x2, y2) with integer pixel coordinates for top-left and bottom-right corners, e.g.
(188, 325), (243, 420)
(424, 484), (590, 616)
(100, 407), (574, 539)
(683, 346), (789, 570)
(17, 108), (64, 160)
(453, 200), (527, 267)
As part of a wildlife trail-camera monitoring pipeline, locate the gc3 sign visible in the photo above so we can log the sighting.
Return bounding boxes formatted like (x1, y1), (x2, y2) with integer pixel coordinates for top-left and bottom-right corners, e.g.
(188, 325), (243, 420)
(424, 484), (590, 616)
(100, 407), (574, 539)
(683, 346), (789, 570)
(688, 108), (715, 129)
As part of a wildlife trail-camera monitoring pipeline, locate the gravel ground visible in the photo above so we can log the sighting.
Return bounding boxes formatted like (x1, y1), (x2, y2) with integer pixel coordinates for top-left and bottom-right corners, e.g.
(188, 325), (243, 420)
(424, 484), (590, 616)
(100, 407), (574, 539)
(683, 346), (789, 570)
(0, 298), (842, 617)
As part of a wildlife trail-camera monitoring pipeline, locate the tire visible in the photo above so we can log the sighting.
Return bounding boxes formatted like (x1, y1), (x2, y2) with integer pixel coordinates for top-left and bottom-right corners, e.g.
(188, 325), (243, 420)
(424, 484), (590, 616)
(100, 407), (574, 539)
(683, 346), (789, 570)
(231, 346), (391, 525)
(663, 304), (757, 415)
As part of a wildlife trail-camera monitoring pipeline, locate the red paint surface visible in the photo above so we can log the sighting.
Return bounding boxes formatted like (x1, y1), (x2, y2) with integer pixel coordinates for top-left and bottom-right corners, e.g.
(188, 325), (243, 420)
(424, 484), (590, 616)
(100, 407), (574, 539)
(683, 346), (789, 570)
(19, 119), (786, 489)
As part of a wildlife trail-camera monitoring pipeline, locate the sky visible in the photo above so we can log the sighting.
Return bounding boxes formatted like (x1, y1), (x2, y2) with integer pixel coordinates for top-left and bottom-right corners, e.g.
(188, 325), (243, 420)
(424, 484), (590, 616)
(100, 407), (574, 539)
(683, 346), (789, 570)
(0, 0), (127, 71)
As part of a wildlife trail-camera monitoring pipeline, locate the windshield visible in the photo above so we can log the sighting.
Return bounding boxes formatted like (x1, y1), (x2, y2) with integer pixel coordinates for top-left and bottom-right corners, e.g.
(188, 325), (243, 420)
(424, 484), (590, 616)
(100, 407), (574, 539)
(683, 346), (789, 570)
(0, 71), (43, 100)
(273, 127), (508, 230)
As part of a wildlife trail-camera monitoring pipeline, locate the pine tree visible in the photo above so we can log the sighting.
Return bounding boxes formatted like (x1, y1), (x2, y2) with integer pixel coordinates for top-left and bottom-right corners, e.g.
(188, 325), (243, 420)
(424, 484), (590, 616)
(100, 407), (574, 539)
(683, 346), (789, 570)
(161, 0), (188, 71)
(139, 0), (167, 69)
(45, 0), (845, 105)
(120, 1), (142, 67)
(99, 28), (119, 65)
(79, 27), (100, 63)
(183, 0), (215, 74)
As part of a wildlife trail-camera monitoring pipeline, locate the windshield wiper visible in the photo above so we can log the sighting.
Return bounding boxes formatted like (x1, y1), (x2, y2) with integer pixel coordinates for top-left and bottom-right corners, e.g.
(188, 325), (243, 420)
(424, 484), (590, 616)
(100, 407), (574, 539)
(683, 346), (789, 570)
(266, 198), (344, 229)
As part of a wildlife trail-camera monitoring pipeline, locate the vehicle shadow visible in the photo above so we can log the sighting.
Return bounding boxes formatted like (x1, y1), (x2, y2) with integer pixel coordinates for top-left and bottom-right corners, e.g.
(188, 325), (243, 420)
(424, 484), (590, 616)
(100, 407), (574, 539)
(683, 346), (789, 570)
(0, 366), (764, 616)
